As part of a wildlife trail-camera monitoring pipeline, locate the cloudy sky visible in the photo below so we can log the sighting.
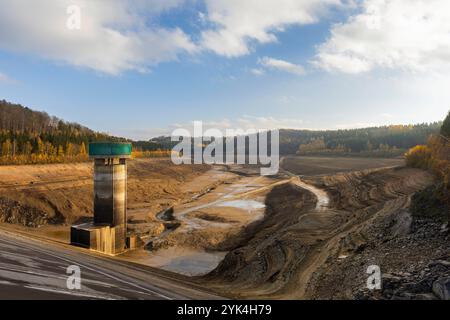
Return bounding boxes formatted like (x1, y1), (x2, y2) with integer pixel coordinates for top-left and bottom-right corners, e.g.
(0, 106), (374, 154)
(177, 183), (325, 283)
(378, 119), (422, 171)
(0, 0), (449, 139)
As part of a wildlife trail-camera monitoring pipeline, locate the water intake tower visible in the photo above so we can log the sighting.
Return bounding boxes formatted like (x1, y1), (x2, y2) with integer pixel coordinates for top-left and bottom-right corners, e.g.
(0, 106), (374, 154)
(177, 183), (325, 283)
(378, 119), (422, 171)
(70, 142), (132, 255)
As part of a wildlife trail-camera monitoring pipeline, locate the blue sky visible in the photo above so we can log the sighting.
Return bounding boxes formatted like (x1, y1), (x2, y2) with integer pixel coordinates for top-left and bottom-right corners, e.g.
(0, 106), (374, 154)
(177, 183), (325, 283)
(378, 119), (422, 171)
(0, 0), (449, 140)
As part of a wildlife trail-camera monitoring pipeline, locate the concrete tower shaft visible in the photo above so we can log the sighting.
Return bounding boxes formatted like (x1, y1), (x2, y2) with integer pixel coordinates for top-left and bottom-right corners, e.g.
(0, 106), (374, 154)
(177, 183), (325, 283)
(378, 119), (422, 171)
(94, 158), (127, 227)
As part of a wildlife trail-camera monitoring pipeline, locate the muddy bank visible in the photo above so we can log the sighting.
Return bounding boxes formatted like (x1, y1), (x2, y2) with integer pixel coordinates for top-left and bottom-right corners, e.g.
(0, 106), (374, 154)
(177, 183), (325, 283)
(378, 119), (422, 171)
(203, 167), (438, 299)
(203, 182), (317, 298)
(282, 156), (403, 176)
(124, 172), (276, 275)
(304, 169), (448, 299)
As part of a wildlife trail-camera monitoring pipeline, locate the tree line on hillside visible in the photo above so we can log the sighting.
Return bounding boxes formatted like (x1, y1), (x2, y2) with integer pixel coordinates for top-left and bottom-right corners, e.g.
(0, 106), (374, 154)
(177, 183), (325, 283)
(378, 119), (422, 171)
(0, 100), (125, 164)
(278, 124), (441, 157)
(1, 99), (446, 165)
(148, 124), (441, 158)
(0, 100), (179, 165)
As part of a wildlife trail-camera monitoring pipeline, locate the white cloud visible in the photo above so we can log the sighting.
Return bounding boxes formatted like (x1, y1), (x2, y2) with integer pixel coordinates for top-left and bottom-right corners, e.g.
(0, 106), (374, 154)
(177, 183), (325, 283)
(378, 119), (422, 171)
(0, 0), (352, 75)
(0, 0), (196, 75)
(250, 68), (265, 76)
(314, 0), (450, 74)
(170, 116), (304, 136)
(200, 0), (343, 57)
(237, 115), (304, 130)
(259, 57), (306, 75)
(119, 116), (305, 139)
(112, 127), (172, 141)
(334, 122), (381, 129)
(380, 113), (394, 119)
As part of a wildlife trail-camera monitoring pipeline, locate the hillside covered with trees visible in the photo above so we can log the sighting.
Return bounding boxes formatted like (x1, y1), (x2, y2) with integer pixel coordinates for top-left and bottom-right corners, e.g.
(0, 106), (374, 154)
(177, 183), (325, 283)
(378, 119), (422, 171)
(1, 99), (445, 165)
(0, 100), (125, 164)
(0, 100), (178, 165)
(280, 124), (442, 157)
(146, 123), (442, 158)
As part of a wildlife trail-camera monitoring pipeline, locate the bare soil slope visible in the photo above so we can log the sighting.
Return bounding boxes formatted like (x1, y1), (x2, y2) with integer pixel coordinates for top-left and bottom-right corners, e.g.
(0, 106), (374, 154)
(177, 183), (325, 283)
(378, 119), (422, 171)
(0, 159), (209, 229)
(204, 166), (440, 299)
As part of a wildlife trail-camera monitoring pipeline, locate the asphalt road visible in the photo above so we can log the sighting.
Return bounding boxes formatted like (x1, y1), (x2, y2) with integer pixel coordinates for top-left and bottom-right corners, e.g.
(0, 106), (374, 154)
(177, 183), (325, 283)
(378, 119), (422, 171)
(0, 230), (224, 300)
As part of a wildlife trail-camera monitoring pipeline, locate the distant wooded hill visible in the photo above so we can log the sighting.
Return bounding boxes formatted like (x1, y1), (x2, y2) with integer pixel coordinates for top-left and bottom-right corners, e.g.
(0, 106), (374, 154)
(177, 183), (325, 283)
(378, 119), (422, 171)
(0, 99), (444, 164)
(0, 100), (176, 164)
(0, 100), (126, 164)
(147, 123), (442, 158)
(280, 124), (442, 157)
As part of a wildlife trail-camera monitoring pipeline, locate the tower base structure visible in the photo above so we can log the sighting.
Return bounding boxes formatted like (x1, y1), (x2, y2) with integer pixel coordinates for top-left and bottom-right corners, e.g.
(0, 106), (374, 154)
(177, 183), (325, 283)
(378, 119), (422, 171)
(71, 223), (126, 255)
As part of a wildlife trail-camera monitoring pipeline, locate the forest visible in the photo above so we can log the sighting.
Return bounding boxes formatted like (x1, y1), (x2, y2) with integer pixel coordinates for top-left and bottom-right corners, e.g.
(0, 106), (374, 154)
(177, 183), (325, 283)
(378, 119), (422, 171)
(0, 100), (124, 164)
(0, 99), (446, 165)
(280, 124), (442, 157)
(0, 100), (177, 164)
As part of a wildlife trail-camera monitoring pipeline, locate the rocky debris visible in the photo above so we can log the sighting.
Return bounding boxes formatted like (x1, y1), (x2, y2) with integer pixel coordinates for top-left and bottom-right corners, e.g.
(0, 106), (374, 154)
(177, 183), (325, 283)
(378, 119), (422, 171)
(354, 258), (450, 300)
(308, 191), (448, 300)
(0, 197), (61, 227)
(204, 167), (444, 299)
(432, 277), (450, 300)
(127, 221), (165, 238)
(352, 217), (449, 300)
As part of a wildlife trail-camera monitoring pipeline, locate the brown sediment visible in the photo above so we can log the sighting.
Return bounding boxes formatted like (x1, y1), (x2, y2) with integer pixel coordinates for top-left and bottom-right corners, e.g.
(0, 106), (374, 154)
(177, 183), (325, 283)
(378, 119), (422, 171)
(202, 165), (437, 299)
(0, 158), (210, 239)
(1, 156), (446, 299)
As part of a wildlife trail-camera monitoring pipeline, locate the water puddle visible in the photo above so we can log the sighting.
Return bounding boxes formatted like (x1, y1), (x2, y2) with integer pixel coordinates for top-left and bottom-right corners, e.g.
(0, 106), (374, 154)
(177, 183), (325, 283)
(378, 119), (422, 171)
(217, 200), (266, 211)
(127, 247), (227, 276)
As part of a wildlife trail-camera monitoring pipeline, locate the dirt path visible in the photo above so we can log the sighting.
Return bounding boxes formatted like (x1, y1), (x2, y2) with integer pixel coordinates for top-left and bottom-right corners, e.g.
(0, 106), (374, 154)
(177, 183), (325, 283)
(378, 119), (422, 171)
(280, 156), (330, 211)
(291, 177), (330, 211)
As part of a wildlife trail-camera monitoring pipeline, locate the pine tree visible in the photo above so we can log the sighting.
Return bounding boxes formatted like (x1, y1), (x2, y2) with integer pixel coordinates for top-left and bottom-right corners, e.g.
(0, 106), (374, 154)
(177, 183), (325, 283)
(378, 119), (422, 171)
(441, 110), (450, 138)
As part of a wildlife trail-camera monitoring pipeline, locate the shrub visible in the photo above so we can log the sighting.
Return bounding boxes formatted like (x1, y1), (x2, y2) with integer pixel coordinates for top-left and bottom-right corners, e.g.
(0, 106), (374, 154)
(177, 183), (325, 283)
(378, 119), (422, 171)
(410, 182), (449, 221)
(405, 145), (432, 169)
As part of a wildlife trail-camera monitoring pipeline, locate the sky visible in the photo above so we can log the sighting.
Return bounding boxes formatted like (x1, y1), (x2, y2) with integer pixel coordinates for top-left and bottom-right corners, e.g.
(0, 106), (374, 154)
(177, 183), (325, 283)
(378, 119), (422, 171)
(0, 0), (449, 140)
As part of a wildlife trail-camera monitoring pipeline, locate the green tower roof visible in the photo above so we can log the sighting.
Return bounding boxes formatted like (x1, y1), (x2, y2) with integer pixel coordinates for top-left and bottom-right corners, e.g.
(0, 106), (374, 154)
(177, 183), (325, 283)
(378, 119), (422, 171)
(89, 142), (132, 158)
